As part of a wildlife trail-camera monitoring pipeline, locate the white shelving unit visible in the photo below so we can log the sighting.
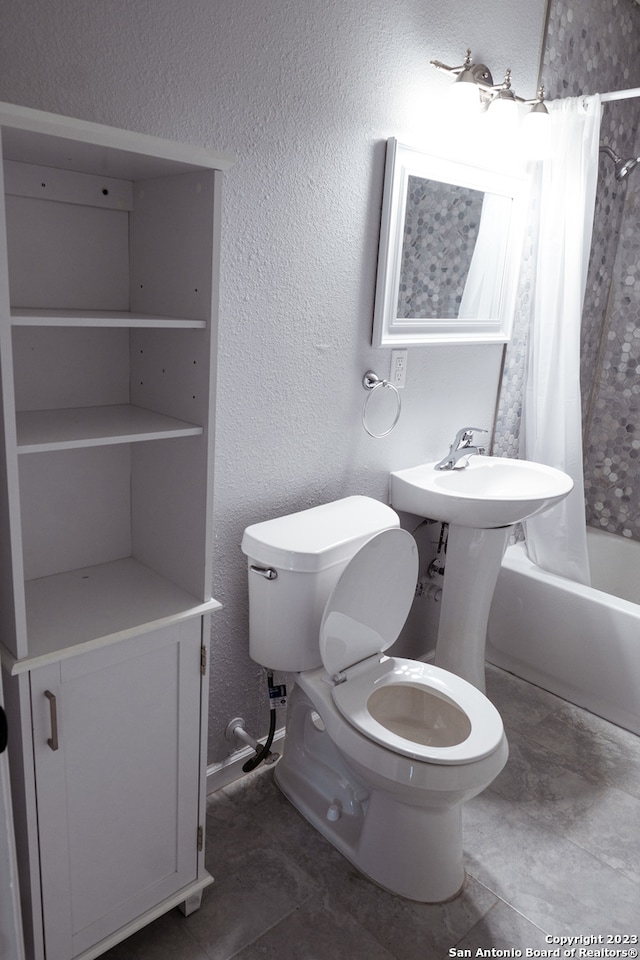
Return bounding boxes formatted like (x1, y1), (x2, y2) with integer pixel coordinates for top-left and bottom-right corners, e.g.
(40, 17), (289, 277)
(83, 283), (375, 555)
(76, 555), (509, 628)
(11, 309), (207, 326)
(16, 404), (203, 454)
(0, 102), (233, 960)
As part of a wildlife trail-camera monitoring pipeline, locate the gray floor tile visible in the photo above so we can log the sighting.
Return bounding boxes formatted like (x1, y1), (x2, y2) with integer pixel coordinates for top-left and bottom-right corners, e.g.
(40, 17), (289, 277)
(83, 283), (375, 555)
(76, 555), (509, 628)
(490, 730), (610, 828)
(528, 702), (640, 799)
(322, 872), (498, 960)
(455, 898), (550, 951)
(231, 893), (397, 960)
(463, 789), (640, 932)
(100, 667), (640, 960)
(211, 765), (501, 959)
(559, 785), (640, 883)
(99, 911), (209, 960)
(184, 845), (319, 960)
(491, 728), (640, 883)
(485, 665), (565, 735)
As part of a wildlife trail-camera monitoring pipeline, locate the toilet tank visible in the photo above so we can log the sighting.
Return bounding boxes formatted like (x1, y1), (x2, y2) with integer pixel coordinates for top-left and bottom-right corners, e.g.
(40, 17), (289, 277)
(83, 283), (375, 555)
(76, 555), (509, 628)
(241, 496), (399, 671)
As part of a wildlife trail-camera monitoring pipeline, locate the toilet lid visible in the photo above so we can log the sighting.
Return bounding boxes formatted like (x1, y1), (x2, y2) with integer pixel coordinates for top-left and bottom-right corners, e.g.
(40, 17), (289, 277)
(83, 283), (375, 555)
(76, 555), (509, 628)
(319, 528), (418, 679)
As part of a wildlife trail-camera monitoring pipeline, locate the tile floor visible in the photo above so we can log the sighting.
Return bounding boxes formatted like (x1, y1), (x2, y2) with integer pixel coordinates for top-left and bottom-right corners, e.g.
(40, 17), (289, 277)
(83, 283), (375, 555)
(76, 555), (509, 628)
(102, 666), (640, 960)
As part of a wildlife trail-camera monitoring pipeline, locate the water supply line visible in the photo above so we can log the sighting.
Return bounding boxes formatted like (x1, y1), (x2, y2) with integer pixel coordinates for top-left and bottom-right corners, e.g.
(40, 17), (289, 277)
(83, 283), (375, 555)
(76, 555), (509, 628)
(225, 670), (286, 772)
(427, 523), (448, 580)
(409, 520), (447, 601)
(225, 718), (263, 753)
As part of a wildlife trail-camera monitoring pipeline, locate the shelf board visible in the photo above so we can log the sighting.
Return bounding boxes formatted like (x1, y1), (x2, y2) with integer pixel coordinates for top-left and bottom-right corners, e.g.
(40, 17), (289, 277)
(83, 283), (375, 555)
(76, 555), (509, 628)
(10, 308), (207, 328)
(0, 101), (234, 177)
(9, 557), (221, 673)
(16, 404), (203, 453)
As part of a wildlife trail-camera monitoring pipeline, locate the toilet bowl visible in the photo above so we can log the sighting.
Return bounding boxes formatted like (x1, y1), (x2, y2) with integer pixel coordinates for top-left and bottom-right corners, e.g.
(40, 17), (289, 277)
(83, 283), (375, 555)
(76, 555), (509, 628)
(241, 497), (508, 902)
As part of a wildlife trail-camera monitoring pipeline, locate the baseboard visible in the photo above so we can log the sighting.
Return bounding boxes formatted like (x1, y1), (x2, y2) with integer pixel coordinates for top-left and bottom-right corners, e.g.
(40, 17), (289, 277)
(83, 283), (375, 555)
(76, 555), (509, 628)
(206, 726), (286, 794)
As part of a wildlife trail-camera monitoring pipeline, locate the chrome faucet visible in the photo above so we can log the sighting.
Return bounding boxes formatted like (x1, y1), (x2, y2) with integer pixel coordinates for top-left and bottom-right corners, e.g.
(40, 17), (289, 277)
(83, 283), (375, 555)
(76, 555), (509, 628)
(434, 427), (488, 470)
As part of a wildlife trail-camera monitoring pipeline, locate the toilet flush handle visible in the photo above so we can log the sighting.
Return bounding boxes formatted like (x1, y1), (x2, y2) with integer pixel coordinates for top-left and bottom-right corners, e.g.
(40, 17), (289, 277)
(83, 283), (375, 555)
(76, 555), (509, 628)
(250, 565), (278, 580)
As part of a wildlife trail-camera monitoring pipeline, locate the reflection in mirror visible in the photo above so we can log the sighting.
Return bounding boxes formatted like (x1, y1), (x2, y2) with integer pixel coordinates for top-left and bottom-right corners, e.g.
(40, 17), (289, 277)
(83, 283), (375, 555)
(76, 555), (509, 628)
(373, 139), (528, 346)
(398, 177), (484, 320)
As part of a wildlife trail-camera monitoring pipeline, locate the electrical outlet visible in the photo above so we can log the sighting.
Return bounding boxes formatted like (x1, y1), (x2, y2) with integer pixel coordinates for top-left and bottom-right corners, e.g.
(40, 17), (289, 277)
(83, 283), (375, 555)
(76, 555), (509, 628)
(390, 349), (407, 388)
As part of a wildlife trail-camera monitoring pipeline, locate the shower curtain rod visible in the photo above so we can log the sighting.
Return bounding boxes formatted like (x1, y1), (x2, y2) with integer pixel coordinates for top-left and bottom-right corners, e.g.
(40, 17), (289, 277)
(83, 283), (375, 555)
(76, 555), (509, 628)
(598, 87), (640, 103)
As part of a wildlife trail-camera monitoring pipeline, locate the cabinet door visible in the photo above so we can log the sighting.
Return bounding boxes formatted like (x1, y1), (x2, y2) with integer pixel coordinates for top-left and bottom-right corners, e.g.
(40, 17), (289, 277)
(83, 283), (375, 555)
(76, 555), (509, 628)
(0, 673), (26, 960)
(30, 620), (203, 960)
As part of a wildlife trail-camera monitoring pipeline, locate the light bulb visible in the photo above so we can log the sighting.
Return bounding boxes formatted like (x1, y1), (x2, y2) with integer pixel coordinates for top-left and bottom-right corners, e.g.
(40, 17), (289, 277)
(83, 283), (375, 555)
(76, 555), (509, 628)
(521, 102), (552, 160)
(448, 71), (482, 114)
(487, 91), (519, 132)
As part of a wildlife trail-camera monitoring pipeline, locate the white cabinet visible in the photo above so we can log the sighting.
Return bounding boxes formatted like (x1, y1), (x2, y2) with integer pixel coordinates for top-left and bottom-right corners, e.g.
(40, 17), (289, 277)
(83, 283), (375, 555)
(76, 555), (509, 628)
(0, 103), (233, 960)
(32, 622), (203, 959)
(0, 670), (26, 960)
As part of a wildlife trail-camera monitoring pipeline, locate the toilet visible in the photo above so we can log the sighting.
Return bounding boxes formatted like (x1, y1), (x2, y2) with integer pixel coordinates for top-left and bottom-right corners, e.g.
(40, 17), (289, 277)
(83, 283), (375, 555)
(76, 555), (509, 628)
(241, 496), (508, 903)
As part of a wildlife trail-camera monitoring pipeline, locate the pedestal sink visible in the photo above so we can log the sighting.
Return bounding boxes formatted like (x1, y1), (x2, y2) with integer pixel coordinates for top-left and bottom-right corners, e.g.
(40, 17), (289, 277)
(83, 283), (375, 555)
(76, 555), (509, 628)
(389, 456), (573, 692)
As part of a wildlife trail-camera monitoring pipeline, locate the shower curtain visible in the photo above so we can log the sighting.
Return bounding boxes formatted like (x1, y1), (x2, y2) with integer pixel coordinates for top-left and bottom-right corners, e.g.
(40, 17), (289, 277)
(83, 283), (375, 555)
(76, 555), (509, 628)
(459, 193), (510, 319)
(521, 95), (601, 584)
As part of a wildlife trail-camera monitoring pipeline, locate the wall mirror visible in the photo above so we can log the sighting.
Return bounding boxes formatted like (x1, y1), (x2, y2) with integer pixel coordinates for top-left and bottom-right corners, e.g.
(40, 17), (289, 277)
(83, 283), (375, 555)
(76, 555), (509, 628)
(372, 138), (528, 346)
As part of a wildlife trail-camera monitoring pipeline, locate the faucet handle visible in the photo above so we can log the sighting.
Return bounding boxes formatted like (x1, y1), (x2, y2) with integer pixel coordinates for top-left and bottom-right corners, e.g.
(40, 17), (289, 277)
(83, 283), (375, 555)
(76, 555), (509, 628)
(435, 426), (489, 470)
(454, 426), (488, 446)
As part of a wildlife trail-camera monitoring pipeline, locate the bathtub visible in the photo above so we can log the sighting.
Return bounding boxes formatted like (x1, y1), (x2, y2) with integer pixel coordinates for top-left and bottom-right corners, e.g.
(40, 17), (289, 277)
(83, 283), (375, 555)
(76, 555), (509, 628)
(486, 527), (640, 736)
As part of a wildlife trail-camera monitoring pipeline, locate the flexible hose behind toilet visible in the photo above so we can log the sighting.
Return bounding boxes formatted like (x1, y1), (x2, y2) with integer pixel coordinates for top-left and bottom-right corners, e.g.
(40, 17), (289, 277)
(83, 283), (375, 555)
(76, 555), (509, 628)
(242, 671), (278, 772)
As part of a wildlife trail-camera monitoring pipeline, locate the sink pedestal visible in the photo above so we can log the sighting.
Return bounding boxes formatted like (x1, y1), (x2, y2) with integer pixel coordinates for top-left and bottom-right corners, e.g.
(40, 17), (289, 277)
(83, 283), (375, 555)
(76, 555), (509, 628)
(433, 524), (510, 692)
(390, 454), (573, 693)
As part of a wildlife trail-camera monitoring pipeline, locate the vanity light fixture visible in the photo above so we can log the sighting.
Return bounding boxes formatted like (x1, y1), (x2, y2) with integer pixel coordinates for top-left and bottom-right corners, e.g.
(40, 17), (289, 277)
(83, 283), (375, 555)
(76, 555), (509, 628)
(431, 49), (550, 142)
(445, 53), (495, 111)
(521, 89), (552, 159)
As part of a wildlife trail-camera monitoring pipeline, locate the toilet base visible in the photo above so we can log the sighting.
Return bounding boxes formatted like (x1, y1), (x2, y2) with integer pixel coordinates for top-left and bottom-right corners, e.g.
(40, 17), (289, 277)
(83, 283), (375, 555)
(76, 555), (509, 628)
(274, 689), (466, 903)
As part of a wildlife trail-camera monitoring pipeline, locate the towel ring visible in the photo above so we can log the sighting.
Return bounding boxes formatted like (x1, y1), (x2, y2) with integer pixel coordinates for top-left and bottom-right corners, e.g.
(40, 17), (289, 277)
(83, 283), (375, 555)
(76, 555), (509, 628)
(362, 370), (401, 438)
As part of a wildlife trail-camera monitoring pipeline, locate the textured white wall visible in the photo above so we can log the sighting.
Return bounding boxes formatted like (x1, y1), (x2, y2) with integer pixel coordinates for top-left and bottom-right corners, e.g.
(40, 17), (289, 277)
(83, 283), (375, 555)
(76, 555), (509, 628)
(0, 0), (548, 762)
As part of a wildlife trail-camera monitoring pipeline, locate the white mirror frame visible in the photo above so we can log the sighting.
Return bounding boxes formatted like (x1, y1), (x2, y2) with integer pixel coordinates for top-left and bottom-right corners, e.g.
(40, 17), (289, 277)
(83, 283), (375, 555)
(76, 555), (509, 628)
(372, 138), (529, 347)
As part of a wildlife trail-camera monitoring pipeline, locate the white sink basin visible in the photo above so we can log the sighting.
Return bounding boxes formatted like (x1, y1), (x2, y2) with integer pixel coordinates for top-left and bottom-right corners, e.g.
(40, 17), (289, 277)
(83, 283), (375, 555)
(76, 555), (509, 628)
(390, 456), (573, 528)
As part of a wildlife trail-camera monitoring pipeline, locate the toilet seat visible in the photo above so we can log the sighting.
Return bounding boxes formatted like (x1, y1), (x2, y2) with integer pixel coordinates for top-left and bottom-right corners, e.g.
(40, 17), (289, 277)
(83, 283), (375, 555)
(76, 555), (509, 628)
(319, 528), (504, 764)
(331, 656), (505, 763)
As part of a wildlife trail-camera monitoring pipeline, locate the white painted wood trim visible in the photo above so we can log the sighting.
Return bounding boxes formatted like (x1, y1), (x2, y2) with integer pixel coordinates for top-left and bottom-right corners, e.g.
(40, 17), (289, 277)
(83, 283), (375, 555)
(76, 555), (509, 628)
(197, 619), (210, 881)
(4, 159), (134, 210)
(3, 557), (223, 673)
(16, 404), (203, 453)
(11, 308), (207, 328)
(0, 672), (26, 960)
(0, 669), (45, 959)
(0, 100), (234, 172)
(72, 873), (214, 960)
(0, 102), (224, 960)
